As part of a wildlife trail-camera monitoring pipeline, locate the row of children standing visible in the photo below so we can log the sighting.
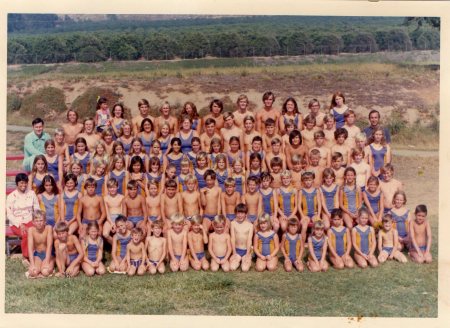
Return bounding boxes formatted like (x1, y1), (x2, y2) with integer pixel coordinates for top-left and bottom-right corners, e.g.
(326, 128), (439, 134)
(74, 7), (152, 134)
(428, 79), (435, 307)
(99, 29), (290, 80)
(24, 91), (432, 278)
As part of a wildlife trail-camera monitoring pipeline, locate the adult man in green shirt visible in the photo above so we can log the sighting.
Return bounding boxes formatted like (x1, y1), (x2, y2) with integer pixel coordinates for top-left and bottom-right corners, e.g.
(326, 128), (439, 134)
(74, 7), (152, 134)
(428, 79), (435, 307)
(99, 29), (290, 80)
(22, 118), (51, 171)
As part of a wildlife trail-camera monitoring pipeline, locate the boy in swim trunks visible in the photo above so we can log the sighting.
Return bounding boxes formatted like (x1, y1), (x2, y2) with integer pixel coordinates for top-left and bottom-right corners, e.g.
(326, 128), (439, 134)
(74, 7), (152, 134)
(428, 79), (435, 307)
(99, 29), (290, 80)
(281, 217), (304, 272)
(377, 214), (407, 264)
(145, 219), (167, 274)
(126, 227), (146, 276)
(243, 176), (262, 226)
(103, 178), (124, 244)
(409, 204), (432, 264)
(54, 221), (83, 278)
(160, 179), (183, 232)
(123, 180), (148, 236)
(331, 152), (345, 186)
(27, 210), (55, 278)
(379, 164), (403, 214)
(229, 203), (254, 272)
(209, 215), (232, 272)
(181, 174), (202, 222)
(187, 215), (209, 271)
(109, 216), (131, 273)
(221, 177), (242, 230)
(145, 180), (162, 232)
(200, 170), (222, 232)
(77, 177), (106, 239)
(167, 213), (189, 272)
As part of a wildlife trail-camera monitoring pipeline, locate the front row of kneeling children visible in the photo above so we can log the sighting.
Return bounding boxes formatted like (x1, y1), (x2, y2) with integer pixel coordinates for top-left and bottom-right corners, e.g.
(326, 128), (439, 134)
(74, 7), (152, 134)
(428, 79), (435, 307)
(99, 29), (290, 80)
(26, 201), (432, 278)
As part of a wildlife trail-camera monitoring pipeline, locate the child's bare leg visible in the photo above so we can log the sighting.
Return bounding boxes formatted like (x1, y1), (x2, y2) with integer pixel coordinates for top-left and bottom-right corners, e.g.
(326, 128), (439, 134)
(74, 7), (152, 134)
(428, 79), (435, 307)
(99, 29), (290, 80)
(300, 217), (310, 244)
(377, 251), (389, 263)
(221, 260), (230, 272)
(255, 258), (267, 272)
(424, 252), (433, 263)
(189, 258), (201, 271)
(68, 221), (78, 235)
(96, 262), (106, 275)
(409, 250), (423, 263)
(170, 259), (180, 272)
(41, 258), (55, 277)
(354, 253), (368, 268)
(229, 255), (241, 271)
(102, 222), (113, 244)
(157, 262), (166, 273)
(393, 250), (407, 263)
(241, 254), (252, 272)
(179, 258), (189, 272)
(82, 262), (95, 276)
(127, 264), (137, 276)
(148, 262), (157, 274)
(320, 260), (329, 272)
(137, 263), (146, 276)
(286, 259), (295, 272)
(307, 258), (319, 272)
(294, 260), (304, 272)
(342, 213), (353, 229)
(343, 254), (354, 268)
(266, 257), (278, 271)
(55, 244), (67, 275)
(201, 258), (209, 271)
(29, 257), (42, 277)
(210, 259), (220, 272)
(330, 255), (344, 270)
(66, 263), (80, 277)
(367, 255), (378, 267)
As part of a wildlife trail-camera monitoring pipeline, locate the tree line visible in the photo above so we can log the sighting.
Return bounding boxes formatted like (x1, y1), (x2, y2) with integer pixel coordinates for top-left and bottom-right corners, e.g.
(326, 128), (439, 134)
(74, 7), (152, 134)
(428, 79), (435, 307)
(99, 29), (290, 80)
(7, 15), (440, 64)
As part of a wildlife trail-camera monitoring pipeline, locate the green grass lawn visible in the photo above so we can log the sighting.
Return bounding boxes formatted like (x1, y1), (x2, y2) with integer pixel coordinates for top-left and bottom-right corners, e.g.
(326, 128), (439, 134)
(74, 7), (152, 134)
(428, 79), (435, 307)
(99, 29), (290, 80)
(4, 219), (438, 317)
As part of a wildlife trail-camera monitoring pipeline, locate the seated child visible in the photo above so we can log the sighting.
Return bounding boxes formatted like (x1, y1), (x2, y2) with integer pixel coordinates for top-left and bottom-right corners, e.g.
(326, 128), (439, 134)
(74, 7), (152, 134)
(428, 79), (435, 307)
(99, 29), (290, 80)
(109, 215), (131, 273)
(281, 217), (304, 272)
(167, 213), (189, 272)
(126, 227), (147, 276)
(351, 208), (378, 268)
(54, 221), (83, 278)
(307, 221), (329, 272)
(389, 190), (411, 251)
(209, 215), (232, 272)
(409, 204), (432, 264)
(187, 215), (209, 271)
(81, 221), (106, 276)
(229, 204), (254, 272)
(362, 176), (384, 228)
(253, 213), (279, 272)
(145, 219), (167, 274)
(27, 210), (55, 278)
(327, 209), (354, 269)
(377, 214), (408, 264)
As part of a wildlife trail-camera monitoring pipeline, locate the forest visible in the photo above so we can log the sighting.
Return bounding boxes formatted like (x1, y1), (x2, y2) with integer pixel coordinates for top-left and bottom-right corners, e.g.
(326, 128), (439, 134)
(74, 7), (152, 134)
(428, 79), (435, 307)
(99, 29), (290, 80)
(7, 14), (440, 64)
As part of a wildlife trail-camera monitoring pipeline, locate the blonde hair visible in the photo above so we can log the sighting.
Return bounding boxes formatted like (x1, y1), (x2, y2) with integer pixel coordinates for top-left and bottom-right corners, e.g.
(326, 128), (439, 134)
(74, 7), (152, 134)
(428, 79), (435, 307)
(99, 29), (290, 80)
(280, 169), (292, 179)
(190, 215), (203, 225)
(213, 214), (226, 226)
(257, 213), (272, 229)
(170, 213), (185, 224)
(185, 174), (198, 185)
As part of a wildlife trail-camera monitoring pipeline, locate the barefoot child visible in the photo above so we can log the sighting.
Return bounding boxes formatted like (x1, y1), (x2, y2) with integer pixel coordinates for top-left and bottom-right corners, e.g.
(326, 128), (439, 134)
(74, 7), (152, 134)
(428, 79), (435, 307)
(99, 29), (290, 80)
(167, 213), (189, 272)
(352, 208), (378, 268)
(160, 179), (183, 231)
(379, 164), (403, 214)
(103, 178), (125, 244)
(181, 174), (202, 220)
(77, 178), (106, 239)
(109, 216), (131, 273)
(200, 170), (222, 232)
(187, 215), (209, 271)
(327, 209), (354, 270)
(145, 180), (162, 230)
(123, 180), (148, 235)
(54, 221), (83, 278)
(362, 176), (384, 229)
(209, 215), (232, 272)
(126, 227), (147, 276)
(377, 214), (408, 264)
(229, 204), (254, 272)
(281, 217), (304, 272)
(409, 205), (432, 264)
(307, 221), (328, 272)
(254, 213), (279, 272)
(27, 210), (55, 278)
(81, 221), (106, 276)
(146, 220), (167, 274)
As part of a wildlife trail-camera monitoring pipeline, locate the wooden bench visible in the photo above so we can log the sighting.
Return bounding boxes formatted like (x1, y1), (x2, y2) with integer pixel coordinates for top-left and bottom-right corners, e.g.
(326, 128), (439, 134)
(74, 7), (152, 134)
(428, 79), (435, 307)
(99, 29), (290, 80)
(5, 153), (26, 256)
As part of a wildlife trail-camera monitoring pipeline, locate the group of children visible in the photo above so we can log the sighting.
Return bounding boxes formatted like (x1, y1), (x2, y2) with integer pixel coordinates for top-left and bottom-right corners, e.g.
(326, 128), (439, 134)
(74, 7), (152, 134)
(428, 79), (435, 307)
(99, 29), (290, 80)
(23, 91), (433, 278)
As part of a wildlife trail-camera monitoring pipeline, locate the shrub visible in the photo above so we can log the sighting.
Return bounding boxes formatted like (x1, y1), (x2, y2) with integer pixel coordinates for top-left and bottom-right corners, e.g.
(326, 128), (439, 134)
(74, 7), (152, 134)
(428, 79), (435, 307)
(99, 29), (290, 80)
(20, 87), (66, 120)
(7, 93), (22, 113)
